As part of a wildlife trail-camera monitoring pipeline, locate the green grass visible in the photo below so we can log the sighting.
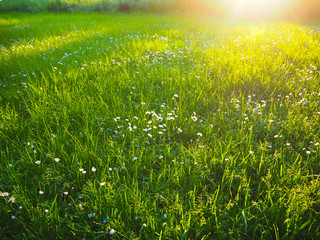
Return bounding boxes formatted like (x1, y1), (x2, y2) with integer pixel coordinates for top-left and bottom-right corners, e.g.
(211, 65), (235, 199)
(0, 0), (170, 13)
(1, 12), (320, 239)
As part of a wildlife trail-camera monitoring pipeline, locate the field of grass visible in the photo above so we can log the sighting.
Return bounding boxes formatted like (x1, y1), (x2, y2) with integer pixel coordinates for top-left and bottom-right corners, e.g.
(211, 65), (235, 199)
(0, 12), (320, 239)
(0, 0), (169, 13)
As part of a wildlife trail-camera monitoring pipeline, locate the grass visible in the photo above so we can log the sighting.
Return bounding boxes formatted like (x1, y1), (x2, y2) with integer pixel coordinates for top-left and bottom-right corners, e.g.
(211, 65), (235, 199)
(0, 12), (320, 239)
(0, 0), (170, 13)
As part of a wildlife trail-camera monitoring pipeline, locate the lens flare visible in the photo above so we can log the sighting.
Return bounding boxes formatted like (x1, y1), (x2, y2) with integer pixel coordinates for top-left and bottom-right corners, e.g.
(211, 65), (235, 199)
(222, 0), (292, 18)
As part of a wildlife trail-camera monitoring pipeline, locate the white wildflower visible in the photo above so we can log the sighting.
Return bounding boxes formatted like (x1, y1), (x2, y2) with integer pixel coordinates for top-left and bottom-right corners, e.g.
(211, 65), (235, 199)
(191, 116), (197, 121)
(1, 192), (10, 197)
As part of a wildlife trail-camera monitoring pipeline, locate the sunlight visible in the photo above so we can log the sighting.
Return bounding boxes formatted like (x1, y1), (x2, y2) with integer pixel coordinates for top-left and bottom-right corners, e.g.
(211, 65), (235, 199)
(225, 0), (291, 18)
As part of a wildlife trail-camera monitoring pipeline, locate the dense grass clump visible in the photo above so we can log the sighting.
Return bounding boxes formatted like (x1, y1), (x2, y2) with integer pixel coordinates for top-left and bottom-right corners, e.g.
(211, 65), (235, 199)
(0, 13), (320, 239)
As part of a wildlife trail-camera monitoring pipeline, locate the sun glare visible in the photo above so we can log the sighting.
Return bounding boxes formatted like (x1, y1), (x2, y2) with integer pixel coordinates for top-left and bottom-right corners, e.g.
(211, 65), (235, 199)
(226, 0), (291, 18)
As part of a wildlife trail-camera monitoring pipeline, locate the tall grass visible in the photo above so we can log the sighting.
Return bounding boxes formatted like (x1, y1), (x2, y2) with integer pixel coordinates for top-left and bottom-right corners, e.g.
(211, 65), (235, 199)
(0, 12), (320, 239)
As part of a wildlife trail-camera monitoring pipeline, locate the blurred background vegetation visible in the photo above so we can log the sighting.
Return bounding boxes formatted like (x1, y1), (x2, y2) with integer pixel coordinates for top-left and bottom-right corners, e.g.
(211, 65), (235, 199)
(0, 0), (319, 20)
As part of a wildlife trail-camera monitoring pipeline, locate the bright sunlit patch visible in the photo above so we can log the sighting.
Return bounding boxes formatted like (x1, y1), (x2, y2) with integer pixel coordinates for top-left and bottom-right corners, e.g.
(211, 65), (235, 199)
(225, 0), (291, 18)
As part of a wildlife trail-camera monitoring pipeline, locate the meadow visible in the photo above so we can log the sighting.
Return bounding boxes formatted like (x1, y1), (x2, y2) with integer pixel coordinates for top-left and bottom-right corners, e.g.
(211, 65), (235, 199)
(0, 12), (320, 239)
